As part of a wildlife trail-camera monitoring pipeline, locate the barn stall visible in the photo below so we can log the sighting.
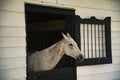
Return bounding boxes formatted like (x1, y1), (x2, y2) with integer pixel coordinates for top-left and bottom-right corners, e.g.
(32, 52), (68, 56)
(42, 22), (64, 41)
(0, 0), (120, 80)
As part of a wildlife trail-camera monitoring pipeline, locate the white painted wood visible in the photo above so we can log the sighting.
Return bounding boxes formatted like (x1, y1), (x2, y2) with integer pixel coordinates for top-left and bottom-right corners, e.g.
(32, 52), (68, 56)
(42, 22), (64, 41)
(112, 44), (120, 50)
(0, 27), (26, 37)
(77, 64), (120, 76)
(0, 11), (25, 27)
(77, 71), (120, 80)
(111, 22), (120, 31)
(16, 79), (26, 80)
(113, 57), (120, 64)
(0, 0), (24, 12)
(112, 50), (120, 57)
(58, 0), (120, 11)
(25, 0), (56, 4)
(112, 38), (120, 44)
(0, 57), (26, 70)
(112, 31), (120, 38)
(0, 37), (26, 47)
(0, 47), (26, 59)
(17, 78), (26, 80)
(0, 68), (26, 80)
(75, 7), (120, 21)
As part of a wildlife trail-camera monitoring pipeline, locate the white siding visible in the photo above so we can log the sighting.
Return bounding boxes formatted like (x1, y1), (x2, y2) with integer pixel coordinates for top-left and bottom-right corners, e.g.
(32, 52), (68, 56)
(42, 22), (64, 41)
(0, 0), (120, 80)
(0, 0), (26, 80)
(56, 0), (120, 80)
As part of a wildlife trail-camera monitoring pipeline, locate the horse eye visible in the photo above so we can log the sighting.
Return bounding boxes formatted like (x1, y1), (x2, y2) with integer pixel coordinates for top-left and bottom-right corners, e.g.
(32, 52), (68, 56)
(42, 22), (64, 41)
(69, 44), (73, 46)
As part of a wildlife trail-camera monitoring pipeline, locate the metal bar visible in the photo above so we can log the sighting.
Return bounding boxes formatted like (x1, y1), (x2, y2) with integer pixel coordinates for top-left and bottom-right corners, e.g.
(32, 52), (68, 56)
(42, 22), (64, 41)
(91, 24), (93, 58)
(94, 24), (97, 57)
(83, 24), (86, 58)
(87, 24), (89, 58)
(98, 24), (101, 58)
(101, 25), (104, 57)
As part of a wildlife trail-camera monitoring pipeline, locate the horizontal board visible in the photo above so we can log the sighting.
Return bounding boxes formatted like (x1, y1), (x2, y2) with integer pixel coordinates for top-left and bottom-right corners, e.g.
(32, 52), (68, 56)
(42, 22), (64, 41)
(0, 26), (26, 36)
(112, 44), (120, 50)
(0, 11), (25, 27)
(75, 7), (120, 21)
(77, 71), (120, 80)
(112, 50), (120, 57)
(111, 22), (120, 31)
(0, 37), (26, 47)
(58, 0), (120, 11)
(0, 68), (26, 80)
(28, 20), (65, 31)
(0, 57), (26, 70)
(0, 47), (26, 59)
(0, 0), (24, 12)
(111, 31), (120, 38)
(16, 79), (26, 80)
(25, 0), (56, 4)
(113, 57), (120, 64)
(77, 64), (120, 76)
(112, 38), (120, 44)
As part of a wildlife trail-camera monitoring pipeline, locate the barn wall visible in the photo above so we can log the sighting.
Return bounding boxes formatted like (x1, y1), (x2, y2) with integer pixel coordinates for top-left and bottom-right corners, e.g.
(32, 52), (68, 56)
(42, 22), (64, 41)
(0, 0), (26, 80)
(0, 0), (120, 80)
(56, 0), (120, 80)
(24, 0), (120, 80)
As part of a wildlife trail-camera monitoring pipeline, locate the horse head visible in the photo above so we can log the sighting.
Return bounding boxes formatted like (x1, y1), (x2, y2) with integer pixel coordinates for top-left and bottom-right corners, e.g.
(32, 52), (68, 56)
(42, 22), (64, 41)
(62, 32), (84, 63)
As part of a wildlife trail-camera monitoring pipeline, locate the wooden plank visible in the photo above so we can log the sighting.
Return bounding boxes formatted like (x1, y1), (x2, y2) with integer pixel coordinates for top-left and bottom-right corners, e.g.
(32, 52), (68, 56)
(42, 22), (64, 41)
(111, 22), (120, 31)
(113, 57), (120, 64)
(28, 20), (65, 31)
(0, 47), (26, 59)
(0, 27), (26, 37)
(75, 7), (120, 21)
(0, 11), (25, 27)
(25, 0), (56, 4)
(112, 44), (120, 50)
(0, 57), (26, 70)
(0, 0), (24, 12)
(0, 68), (26, 80)
(58, 0), (120, 11)
(0, 37), (26, 47)
(112, 50), (120, 57)
(77, 64), (120, 76)
(111, 31), (120, 38)
(112, 38), (120, 44)
(77, 71), (120, 80)
(16, 79), (26, 80)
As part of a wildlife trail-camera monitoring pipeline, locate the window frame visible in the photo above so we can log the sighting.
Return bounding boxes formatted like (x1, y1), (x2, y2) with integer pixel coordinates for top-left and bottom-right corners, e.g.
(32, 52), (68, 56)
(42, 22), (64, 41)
(74, 16), (112, 66)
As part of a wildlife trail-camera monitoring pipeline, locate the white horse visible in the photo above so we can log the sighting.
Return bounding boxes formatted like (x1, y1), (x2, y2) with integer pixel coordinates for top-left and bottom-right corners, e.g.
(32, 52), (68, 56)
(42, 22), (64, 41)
(28, 33), (83, 72)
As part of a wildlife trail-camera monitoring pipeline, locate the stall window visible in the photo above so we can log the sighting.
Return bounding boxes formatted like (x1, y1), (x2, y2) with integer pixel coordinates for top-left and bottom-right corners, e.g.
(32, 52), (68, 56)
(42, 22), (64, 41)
(74, 16), (112, 66)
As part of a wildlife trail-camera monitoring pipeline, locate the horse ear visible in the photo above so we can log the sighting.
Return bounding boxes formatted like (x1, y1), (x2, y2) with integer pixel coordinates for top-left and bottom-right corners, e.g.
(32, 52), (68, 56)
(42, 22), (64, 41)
(61, 32), (68, 40)
(67, 33), (71, 38)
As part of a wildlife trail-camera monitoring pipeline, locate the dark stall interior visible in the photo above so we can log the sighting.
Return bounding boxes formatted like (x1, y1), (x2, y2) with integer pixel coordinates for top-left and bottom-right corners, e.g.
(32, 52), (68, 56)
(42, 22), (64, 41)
(25, 4), (76, 80)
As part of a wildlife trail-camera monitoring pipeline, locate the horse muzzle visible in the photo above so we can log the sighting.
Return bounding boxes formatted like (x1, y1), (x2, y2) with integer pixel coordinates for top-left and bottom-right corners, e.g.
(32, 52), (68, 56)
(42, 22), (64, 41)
(76, 54), (84, 63)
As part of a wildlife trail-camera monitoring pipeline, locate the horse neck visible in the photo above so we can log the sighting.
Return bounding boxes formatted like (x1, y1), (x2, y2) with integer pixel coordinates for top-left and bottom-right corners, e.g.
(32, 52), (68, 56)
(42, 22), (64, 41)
(49, 39), (65, 56)
(48, 39), (65, 66)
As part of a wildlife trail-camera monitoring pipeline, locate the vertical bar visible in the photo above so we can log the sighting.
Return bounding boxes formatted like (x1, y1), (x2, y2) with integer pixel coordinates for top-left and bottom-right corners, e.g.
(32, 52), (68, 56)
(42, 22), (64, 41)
(101, 24), (104, 57)
(94, 24), (97, 58)
(83, 24), (86, 58)
(91, 24), (93, 58)
(98, 24), (101, 58)
(87, 24), (89, 58)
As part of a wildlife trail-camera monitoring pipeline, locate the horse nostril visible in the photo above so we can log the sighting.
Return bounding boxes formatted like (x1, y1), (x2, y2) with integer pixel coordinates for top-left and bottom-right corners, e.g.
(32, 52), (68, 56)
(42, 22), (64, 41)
(77, 55), (84, 62)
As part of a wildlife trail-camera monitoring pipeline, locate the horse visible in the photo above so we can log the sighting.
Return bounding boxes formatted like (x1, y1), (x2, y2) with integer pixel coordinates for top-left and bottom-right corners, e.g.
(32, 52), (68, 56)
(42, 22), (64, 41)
(28, 33), (84, 72)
